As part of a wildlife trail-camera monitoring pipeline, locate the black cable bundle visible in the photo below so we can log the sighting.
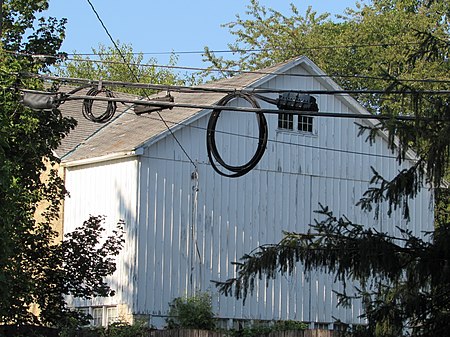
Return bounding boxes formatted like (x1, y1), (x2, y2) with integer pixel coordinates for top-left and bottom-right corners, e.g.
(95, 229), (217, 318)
(82, 87), (117, 123)
(206, 93), (268, 178)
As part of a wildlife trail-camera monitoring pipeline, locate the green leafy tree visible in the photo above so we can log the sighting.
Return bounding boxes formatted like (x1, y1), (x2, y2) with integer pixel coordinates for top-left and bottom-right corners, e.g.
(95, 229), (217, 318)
(213, 1), (450, 336)
(55, 42), (202, 95)
(204, 0), (449, 113)
(1, 0), (125, 327)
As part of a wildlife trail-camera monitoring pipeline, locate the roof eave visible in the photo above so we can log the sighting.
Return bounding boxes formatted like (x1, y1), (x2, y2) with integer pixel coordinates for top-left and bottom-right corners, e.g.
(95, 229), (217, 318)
(61, 148), (144, 168)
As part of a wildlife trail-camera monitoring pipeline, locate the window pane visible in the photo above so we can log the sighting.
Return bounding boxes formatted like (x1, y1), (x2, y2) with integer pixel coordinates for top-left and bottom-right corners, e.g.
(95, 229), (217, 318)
(298, 116), (313, 132)
(106, 306), (118, 325)
(92, 307), (103, 327)
(278, 113), (293, 130)
(77, 307), (89, 316)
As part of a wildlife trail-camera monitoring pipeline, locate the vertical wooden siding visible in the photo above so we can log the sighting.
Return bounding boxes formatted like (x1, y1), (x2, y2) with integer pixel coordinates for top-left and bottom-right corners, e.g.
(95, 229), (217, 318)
(134, 64), (433, 325)
(63, 157), (139, 309)
(62, 63), (434, 326)
(137, 63), (432, 323)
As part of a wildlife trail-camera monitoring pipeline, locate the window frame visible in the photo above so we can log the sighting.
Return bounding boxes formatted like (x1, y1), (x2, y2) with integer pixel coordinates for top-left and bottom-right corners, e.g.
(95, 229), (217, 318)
(278, 112), (294, 130)
(298, 115), (314, 133)
(77, 305), (118, 327)
(277, 113), (316, 135)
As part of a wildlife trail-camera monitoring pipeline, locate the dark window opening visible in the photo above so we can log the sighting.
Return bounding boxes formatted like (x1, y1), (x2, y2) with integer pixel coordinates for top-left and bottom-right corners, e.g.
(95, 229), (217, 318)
(278, 113), (293, 130)
(298, 115), (313, 133)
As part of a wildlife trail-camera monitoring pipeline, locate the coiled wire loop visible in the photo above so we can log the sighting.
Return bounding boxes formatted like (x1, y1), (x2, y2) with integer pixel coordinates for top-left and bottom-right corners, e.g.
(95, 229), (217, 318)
(206, 93), (268, 178)
(82, 87), (117, 123)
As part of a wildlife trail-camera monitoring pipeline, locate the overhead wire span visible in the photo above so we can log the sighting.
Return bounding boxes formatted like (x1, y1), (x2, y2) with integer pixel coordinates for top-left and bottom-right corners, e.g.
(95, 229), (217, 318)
(125, 110), (400, 160)
(85, 0), (197, 169)
(53, 56), (450, 84)
(7, 50), (450, 84)
(206, 93), (268, 178)
(46, 41), (423, 57)
(19, 73), (450, 96)
(51, 92), (450, 122)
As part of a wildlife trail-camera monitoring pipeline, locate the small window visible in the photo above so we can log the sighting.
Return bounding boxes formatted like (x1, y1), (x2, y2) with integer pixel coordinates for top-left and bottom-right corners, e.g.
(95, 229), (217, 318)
(278, 113), (293, 130)
(81, 306), (118, 327)
(92, 307), (103, 326)
(77, 307), (90, 317)
(106, 306), (118, 325)
(298, 115), (313, 133)
(278, 113), (315, 134)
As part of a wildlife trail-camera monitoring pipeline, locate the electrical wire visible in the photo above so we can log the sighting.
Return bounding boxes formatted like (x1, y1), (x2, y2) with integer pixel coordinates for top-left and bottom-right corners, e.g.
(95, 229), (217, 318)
(55, 56), (450, 84)
(81, 87), (117, 123)
(85, 0), (197, 169)
(123, 109), (400, 161)
(7, 50), (450, 85)
(206, 93), (268, 177)
(56, 41), (423, 57)
(53, 92), (450, 122)
(20, 72), (450, 96)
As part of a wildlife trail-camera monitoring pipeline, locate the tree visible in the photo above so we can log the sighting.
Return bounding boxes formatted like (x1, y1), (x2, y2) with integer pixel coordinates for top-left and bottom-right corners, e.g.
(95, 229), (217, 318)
(1, 0), (125, 327)
(212, 1), (450, 336)
(55, 41), (202, 95)
(204, 0), (449, 113)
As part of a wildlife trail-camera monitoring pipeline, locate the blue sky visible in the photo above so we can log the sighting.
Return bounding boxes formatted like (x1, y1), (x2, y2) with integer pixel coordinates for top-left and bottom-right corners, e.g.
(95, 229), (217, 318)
(45, 1), (360, 69)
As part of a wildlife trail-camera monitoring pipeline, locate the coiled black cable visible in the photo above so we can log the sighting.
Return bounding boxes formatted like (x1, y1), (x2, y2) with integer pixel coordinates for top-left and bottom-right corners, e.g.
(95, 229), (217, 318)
(82, 87), (117, 123)
(206, 93), (268, 178)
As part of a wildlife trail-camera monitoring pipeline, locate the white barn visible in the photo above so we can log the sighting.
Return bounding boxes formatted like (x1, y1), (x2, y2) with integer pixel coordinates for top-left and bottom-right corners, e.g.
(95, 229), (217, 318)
(58, 56), (433, 328)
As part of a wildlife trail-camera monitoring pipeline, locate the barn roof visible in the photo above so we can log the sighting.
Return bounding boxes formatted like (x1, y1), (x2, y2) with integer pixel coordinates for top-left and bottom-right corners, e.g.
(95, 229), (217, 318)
(58, 58), (294, 164)
(55, 86), (138, 158)
(57, 56), (413, 165)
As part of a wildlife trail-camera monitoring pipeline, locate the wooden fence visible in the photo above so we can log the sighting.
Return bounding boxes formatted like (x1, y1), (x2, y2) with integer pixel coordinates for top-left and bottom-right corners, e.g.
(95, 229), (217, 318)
(0, 326), (341, 337)
(150, 329), (340, 337)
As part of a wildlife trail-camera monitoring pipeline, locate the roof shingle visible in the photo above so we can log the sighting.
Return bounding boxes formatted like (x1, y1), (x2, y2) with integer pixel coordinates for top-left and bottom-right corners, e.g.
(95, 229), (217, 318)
(58, 59), (291, 163)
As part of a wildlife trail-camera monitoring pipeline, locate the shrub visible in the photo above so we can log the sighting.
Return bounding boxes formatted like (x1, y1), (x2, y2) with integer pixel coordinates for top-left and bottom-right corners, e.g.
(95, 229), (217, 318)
(166, 293), (216, 330)
(229, 320), (309, 337)
(105, 320), (153, 337)
(60, 320), (153, 337)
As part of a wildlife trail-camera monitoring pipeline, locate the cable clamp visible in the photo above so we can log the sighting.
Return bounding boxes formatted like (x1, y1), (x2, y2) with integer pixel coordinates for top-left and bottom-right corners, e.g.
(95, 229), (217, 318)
(98, 78), (103, 91)
(133, 94), (175, 115)
(21, 89), (61, 110)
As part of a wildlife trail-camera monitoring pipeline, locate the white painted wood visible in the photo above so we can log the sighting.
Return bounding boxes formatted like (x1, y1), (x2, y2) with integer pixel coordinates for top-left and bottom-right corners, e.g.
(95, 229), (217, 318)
(63, 60), (434, 328)
(63, 158), (139, 310)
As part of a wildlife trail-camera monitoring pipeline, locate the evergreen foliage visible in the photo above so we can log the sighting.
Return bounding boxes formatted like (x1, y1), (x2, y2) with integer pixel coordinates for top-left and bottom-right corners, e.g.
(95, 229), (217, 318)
(212, 1), (450, 336)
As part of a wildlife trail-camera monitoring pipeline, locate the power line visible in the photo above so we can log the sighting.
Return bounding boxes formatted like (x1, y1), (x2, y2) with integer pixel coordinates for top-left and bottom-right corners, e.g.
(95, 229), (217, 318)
(22, 85), (427, 160)
(57, 92), (450, 122)
(54, 56), (450, 84)
(20, 72), (450, 96)
(7, 50), (450, 85)
(121, 109), (401, 161)
(85, 0), (197, 170)
(68, 102), (399, 176)
(18, 82), (450, 122)
(58, 41), (423, 57)
(139, 154), (394, 184)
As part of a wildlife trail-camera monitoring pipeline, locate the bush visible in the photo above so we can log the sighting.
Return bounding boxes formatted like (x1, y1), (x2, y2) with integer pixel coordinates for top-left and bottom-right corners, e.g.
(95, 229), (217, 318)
(60, 320), (153, 337)
(105, 320), (153, 337)
(166, 293), (216, 330)
(229, 320), (309, 337)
